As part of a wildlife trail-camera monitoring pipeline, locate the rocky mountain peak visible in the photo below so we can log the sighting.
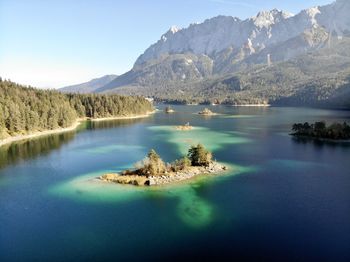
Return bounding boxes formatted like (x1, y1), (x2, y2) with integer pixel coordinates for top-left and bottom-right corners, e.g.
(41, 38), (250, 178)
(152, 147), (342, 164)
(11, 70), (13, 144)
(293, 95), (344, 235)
(252, 9), (293, 28)
(132, 0), (350, 73)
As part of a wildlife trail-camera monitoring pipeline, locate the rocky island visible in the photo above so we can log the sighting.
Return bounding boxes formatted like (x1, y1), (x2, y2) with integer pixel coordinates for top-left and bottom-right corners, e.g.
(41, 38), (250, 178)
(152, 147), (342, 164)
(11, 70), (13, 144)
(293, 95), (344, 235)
(165, 106), (175, 113)
(198, 108), (216, 116)
(291, 121), (350, 140)
(175, 122), (193, 131)
(99, 144), (227, 186)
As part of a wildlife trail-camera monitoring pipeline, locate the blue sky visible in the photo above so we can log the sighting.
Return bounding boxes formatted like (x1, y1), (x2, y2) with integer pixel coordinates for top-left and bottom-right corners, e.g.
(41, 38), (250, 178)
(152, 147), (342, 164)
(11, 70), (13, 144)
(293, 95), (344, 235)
(0, 0), (334, 88)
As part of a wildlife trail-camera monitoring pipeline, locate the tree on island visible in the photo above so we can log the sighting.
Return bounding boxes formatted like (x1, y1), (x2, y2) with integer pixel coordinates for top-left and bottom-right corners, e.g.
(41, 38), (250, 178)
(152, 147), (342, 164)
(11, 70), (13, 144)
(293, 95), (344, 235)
(129, 145), (214, 179)
(140, 149), (166, 177)
(292, 121), (350, 140)
(188, 144), (212, 167)
(172, 156), (191, 172)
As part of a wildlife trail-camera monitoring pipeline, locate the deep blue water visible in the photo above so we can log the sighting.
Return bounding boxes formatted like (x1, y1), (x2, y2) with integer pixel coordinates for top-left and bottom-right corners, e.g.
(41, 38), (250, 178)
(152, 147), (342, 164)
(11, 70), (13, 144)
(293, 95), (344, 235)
(0, 106), (349, 262)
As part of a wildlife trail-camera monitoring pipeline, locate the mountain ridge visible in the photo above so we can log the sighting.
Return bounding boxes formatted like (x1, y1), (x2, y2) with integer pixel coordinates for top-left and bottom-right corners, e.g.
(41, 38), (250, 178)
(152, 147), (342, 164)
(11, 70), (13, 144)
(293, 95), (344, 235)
(60, 74), (118, 93)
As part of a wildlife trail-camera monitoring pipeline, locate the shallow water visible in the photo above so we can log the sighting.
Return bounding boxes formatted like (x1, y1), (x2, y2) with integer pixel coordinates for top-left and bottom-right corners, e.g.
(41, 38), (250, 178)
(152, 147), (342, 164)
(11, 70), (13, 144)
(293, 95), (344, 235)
(0, 106), (350, 261)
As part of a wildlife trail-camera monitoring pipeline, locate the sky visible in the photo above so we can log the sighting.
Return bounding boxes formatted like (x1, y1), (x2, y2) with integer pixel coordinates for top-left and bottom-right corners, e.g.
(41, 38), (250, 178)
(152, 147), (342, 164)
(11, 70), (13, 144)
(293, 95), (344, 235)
(0, 0), (334, 89)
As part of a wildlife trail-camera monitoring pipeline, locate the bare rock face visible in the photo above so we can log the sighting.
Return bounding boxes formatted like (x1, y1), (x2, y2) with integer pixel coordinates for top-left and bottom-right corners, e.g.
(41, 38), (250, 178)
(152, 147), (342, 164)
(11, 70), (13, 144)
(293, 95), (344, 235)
(134, 0), (349, 69)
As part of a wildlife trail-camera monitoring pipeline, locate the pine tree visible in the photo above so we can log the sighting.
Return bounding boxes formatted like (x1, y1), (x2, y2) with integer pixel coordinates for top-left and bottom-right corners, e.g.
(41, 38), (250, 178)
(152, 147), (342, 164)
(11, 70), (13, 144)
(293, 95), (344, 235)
(188, 144), (212, 167)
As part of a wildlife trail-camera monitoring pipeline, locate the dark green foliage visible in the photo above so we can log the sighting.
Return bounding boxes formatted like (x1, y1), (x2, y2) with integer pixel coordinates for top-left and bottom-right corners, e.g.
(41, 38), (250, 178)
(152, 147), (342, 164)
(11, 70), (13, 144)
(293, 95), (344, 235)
(292, 121), (350, 140)
(188, 144), (213, 167)
(66, 93), (153, 118)
(0, 80), (77, 137)
(0, 79), (153, 139)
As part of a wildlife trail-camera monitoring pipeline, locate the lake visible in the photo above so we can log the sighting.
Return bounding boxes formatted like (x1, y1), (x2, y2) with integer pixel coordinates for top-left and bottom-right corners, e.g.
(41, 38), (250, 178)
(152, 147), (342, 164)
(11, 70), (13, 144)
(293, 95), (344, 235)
(0, 106), (350, 262)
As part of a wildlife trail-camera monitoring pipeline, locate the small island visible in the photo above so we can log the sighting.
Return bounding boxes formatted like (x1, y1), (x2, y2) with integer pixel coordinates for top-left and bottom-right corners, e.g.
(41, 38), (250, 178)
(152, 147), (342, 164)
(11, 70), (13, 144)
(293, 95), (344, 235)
(99, 144), (227, 186)
(175, 122), (193, 131)
(291, 121), (350, 140)
(165, 106), (175, 113)
(198, 108), (216, 116)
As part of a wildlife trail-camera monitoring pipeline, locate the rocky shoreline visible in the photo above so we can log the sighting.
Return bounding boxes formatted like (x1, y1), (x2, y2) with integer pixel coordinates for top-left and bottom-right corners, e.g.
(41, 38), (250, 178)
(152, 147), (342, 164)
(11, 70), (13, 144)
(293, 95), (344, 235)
(99, 162), (227, 186)
(149, 162), (227, 185)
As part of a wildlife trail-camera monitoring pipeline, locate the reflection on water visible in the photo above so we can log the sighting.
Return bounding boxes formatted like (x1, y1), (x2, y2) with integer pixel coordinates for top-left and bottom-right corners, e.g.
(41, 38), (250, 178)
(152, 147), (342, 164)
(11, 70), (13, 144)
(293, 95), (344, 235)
(87, 118), (149, 130)
(0, 117), (151, 170)
(292, 136), (350, 149)
(0, 132), (76, 169)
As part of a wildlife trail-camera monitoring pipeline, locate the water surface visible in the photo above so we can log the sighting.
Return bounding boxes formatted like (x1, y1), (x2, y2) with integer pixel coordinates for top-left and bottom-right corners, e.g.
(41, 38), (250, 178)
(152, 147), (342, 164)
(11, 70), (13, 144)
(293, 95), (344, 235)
(0, 106), (349, 261)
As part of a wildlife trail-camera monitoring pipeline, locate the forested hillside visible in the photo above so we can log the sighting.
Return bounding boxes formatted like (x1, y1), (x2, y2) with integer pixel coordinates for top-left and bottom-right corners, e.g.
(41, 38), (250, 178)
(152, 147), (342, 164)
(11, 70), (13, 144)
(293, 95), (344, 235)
(0, 79), (153, 139)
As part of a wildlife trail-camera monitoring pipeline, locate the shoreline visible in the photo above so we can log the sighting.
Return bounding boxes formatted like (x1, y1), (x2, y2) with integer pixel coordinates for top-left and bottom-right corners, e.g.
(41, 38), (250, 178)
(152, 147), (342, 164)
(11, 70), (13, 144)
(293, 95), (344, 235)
(0, 111), (155, 148)
(89, 111), (155, 122)
(0, 121), (82, 148)
(229, 104), (271, 107)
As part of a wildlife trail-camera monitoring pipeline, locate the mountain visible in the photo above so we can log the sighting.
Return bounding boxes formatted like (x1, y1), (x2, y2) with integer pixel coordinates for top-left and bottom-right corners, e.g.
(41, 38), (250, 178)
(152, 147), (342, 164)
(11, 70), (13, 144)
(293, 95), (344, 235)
(60, 75), (117, 93)
(97, 36), (350, 107)
(97, 0), (350, 107)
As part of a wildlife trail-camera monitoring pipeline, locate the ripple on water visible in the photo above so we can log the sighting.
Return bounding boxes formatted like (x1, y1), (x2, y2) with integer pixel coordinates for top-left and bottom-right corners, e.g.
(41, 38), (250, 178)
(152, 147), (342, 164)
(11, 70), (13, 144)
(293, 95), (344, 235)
(269, 159), (328, 170)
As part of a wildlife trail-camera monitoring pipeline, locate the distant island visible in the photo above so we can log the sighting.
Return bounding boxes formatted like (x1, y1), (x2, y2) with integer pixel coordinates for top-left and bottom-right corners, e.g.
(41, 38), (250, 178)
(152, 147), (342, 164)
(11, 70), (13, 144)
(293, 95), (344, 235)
(99, 144), (227, 186)
(175, 122), (193, 131)
(198, 108), (216, 116)
(291, 121), (350, 140)
(165, 106), (175, 113)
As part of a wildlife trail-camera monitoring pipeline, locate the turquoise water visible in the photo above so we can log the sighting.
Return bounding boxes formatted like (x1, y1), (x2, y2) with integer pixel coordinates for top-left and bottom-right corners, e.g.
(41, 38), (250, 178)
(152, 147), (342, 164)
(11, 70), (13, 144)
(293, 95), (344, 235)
(0, 106), (349, 261)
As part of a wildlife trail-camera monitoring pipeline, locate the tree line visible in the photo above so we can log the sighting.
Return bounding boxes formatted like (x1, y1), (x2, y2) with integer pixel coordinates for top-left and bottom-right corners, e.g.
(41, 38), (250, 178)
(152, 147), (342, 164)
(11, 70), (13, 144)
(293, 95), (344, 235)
(292, 121), (350, 140)
(0, 79), (153, 139)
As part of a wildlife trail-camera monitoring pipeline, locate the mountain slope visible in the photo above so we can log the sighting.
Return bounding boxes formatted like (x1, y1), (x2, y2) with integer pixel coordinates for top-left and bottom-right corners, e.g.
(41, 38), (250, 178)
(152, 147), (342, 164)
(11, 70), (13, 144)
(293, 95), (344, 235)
(97, 0), (350, 108)
(104, 37), (350, 108)
(60, 75), (117, 93)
